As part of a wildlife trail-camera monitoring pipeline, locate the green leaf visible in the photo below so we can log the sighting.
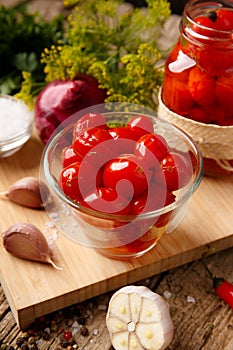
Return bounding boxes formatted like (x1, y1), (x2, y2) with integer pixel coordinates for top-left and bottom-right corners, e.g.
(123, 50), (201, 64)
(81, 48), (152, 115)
(0, 76), (19, 95)
(14, 52), (38, 72)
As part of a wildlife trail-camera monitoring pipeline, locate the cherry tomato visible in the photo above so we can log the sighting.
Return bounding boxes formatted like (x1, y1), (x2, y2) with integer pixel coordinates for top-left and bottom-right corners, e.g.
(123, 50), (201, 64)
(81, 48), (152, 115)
(160, 152), (192, 191)
(59, 160), (102, 202)
(134, 133), (169, 164)
(188, 67), (216, 107)
(73, 112), (107, 138)
(215, 9), (233, 31)
(127, 115), (154, 139)
(130, 181), (173, 215)
(109, 126), (138, 154)
(61, 145), (82, 168)
(73, 127), (116, 166)
(81, 187), (130, 215)
(216, 75), (233, 116)
(162, 77), (195, 114)
(103, 154), (152, 199)
(193, 13), (218, 37)
(188, 107), (213, 123)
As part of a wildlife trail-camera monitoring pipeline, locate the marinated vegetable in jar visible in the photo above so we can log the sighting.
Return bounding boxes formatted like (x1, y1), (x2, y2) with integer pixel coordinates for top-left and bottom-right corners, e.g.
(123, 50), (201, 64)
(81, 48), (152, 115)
(160, 0), (233, 176)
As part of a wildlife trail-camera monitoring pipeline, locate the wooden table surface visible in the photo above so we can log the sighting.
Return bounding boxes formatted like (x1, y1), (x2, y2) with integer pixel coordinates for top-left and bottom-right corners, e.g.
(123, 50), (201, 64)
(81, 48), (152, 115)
(0, 1), (233, 349)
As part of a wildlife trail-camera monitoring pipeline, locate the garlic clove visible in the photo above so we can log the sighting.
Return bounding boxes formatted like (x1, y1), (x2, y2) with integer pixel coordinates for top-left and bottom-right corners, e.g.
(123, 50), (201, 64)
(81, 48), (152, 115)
(106, 285), (174, 350)
(2, 222), (62, 270)
(5, 176), (50, 209)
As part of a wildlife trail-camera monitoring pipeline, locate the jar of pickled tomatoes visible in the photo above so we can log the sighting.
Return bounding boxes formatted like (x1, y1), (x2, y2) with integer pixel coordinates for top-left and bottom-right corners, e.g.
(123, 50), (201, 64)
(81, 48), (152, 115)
(158, 0), (233, 176)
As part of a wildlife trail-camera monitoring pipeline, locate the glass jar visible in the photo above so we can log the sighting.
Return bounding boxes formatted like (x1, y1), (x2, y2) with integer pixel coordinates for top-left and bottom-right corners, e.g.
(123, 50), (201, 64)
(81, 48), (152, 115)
(159, 0), (233, 176)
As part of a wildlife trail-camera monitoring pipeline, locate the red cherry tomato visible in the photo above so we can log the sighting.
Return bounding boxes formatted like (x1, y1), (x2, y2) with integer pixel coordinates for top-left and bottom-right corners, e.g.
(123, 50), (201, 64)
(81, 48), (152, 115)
(160, 152), (192, 191)
(81, 187), (130, 215)
(193, 13), (218, 36)
(188, 107), (213, 123)
(61, 145), (82, 168)
(216, 75), (233, 115)
(127, 115), (154, 139)
(73, 112), (107, 138)
(73, 127), (116, 165)
(215, 9), (233, 31)
(188, 67), (216, 107)
(59, 161), (102, 202)
(134, 133), (169, 164)
(109, 126), (138, 154)
(103, 154), (152, 199)
(130, 181), (173, 215)
(162, 77), (195, 114)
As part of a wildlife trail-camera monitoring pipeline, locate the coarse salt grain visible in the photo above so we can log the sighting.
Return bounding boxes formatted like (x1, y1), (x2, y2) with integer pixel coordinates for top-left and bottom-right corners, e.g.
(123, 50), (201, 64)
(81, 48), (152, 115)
(163, 290), (172, 299)
(0, 96), (33, 141)
(187, 295), (196, 303)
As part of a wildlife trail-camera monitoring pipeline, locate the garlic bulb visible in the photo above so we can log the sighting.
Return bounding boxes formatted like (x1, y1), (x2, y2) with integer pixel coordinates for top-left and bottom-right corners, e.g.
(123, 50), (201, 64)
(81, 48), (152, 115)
(2, 222), (61, 269)
(106, 285), (174, 350)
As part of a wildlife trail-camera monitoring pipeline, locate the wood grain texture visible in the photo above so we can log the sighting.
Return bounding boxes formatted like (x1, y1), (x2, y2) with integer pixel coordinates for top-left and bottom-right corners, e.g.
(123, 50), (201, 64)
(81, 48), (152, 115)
(0, 2), (233, 349)
(0, 129), (233, 330)
(1, 248), (233, 349)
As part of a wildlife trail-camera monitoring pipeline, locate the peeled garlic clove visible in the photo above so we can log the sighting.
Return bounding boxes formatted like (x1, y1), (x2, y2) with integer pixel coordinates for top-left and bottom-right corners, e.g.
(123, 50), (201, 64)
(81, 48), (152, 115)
(6, 176), (50, 209)
(2, 222), (61, 269)
(106, 285), (174, 350)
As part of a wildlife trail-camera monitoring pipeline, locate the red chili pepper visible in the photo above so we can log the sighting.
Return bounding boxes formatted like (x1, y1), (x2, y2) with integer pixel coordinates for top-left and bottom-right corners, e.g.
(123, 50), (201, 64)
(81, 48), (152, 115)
(213, 277), (233, 309)
(202, 258), (233, 309)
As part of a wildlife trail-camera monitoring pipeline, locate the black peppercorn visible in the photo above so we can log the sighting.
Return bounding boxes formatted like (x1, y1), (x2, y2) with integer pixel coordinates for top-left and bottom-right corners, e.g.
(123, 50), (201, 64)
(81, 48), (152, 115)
(80, 326), (89, 337)
(60, 339), (68, 348)
(16, 337), (25, 347)
(77, 316), (86, 325)
(21, 345), (29, 350)
(42, 330), (50, 341)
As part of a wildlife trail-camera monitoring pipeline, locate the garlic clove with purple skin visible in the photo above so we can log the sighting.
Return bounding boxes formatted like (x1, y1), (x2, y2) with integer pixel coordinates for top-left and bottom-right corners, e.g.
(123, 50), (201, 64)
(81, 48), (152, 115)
(1, 176), (50, 209)
(2, 222), (62, 270)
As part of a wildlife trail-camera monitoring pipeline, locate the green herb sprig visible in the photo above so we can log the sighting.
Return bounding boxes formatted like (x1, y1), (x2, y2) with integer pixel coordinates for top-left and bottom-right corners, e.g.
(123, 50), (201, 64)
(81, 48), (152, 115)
(18, 0), (171, 109)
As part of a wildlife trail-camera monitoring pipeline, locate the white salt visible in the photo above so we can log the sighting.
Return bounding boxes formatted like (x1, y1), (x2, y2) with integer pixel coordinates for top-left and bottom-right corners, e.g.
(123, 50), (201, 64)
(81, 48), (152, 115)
(0, 96), (33, 141)
(163, 290), (172, 299)
(187, 295), (196, 303)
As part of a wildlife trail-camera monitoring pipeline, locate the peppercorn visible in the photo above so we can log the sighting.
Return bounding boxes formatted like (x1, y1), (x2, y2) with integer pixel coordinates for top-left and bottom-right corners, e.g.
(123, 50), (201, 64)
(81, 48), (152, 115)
(42, 330), (50, 341)
(30, 344), (38, 350)
(20, 345), (29, 350)
(66, 319), (73, 327)
(50, 320), (58, 332)
(28, 336), (35, 345)
(16, 337), (25, 347)
(77, 316), (86, 325)
(63, 331), (72, 341)
(60, 338), (68, 348)
(80, 326), (89, 337)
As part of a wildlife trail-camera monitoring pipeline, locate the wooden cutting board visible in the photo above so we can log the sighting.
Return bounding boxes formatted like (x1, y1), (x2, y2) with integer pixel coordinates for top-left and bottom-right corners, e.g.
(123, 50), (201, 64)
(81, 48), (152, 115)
(0, 131), (233, 330)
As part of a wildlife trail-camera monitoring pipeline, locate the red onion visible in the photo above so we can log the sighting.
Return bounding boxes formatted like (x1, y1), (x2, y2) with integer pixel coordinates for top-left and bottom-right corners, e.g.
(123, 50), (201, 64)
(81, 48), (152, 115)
(35, 74), (106, 143)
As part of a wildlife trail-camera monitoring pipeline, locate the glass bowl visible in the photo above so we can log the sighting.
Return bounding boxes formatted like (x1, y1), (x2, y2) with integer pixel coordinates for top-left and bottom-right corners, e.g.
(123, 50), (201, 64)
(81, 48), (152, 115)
(0, 95), (34, 158)
(40, 103), (203, 259)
